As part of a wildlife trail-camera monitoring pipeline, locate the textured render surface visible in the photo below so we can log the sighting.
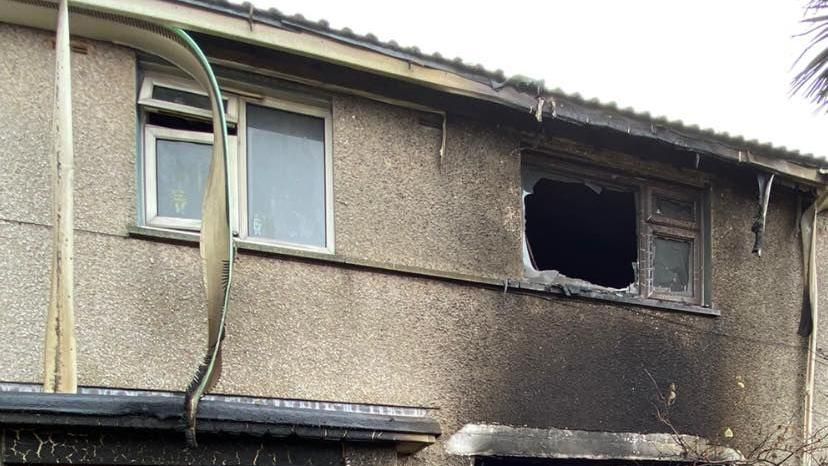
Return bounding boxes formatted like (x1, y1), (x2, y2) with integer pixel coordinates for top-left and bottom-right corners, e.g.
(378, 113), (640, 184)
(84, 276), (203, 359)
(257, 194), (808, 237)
(0, 24), (136, 235)
(73, 231), (204, 389)
(0, 22), (815, 466)
(0, 221), (50, 383)
(0, 24), (54, 226)
(333, 95), (524, 278)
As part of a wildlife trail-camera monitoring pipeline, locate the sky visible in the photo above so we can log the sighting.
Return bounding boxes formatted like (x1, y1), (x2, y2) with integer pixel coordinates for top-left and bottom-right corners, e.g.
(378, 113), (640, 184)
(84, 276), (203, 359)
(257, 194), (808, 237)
(240, 0), (828, 158)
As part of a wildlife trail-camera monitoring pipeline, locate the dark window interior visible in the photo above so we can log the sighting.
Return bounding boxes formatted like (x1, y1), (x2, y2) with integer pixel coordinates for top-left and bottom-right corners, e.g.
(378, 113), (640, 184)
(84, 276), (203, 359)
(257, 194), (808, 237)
(151, 85), (229, 112)
(146, 112), (238, 135)
(524, 177), (638, 289)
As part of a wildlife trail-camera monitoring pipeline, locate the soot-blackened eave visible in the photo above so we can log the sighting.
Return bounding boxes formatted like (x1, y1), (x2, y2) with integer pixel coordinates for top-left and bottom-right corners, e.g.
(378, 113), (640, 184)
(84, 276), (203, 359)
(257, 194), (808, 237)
(525, 178), (637, 289)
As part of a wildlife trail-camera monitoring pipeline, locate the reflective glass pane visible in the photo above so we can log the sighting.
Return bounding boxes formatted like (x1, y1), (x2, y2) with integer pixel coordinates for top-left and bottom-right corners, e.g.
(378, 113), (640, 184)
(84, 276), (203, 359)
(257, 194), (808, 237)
(156, 139), (212, 220)
(655, 197), (694, 221)
(246, 104), (326, 247)
(152, 86), (228, 112)
(653, 237), (692, 294)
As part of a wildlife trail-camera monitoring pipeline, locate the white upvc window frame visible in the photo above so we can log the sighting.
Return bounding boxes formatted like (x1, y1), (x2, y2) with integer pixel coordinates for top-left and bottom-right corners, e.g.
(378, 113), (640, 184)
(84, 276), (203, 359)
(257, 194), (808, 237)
(138, 73), (239, 123)
(236, 97), (335, 254)
(138, 71), (334, 254)
(143, 125), (238, 231)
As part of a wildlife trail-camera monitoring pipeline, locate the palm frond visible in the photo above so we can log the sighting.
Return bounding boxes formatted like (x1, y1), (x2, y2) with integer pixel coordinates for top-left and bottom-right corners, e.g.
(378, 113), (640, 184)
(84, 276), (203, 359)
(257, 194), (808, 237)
(172, 29), (234, 448)
(793, 0), (828, 110)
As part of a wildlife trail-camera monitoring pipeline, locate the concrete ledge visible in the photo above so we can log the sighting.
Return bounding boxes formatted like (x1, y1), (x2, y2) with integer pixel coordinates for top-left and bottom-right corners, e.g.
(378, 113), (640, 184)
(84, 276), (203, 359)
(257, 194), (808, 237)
(445, 424), (743, 463)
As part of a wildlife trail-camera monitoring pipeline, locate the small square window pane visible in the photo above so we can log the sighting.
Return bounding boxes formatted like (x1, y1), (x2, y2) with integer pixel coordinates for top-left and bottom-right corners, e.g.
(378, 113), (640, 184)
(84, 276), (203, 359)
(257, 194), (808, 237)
(246, 104), (326, 247)
(655, 197), (694, 221)
(156, 139), (212, 220)
(151, 86), (229, 113)
(653, 237), (692, 294)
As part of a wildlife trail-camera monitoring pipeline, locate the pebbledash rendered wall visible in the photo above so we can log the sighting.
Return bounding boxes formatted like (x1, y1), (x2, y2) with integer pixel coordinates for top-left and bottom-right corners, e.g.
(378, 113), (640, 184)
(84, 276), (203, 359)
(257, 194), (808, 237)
(0, 22), (822, 466)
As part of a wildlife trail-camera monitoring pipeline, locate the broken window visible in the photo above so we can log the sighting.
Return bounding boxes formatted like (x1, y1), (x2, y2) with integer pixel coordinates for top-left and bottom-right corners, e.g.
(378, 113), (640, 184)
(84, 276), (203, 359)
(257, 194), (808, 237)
(522, 159), (706, 305)
(524, 175), (637, 289)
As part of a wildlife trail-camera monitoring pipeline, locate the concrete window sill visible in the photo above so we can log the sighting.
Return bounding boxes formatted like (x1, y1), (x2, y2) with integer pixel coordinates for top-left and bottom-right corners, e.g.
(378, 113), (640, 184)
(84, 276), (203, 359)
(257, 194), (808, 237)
(127, 224), (720, 317)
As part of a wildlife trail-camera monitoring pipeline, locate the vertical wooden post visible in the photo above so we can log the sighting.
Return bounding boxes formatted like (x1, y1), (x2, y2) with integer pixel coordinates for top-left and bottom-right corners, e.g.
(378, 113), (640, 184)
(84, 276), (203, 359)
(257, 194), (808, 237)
(43, 0), (77, 394)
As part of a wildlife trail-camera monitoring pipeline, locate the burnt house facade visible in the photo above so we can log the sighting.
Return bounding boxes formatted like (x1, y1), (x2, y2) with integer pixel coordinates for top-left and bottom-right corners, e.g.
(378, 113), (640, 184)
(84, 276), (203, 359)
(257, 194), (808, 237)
(1, 1), (828, 466)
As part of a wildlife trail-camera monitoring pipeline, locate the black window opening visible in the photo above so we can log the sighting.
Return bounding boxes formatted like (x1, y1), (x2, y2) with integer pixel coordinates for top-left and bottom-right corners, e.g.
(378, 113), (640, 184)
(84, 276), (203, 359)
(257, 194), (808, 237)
(524, 176), (638, 290)
(146, 112), (238, 135)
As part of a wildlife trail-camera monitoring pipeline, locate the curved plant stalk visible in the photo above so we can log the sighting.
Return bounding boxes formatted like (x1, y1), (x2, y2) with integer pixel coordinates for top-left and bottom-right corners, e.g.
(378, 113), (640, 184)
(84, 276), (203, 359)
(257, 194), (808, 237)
(43, 0), (77, 394)
(34, 4), (233, 446)
(172, 29), (234, 449)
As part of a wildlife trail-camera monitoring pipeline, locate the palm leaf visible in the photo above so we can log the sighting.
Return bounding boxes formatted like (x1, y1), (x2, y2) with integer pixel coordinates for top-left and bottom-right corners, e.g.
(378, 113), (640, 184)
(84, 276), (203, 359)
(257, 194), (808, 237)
(170, 29), (234, 449)
(793, 0), (828, 110)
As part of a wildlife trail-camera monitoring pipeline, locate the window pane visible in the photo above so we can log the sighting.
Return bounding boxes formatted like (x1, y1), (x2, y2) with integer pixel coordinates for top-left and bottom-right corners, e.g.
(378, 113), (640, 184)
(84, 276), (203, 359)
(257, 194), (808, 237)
(655, 196), (694, 221)
(151, 85), (228, 112)
(653, 237), (692, 294)
(156, 139), (212, 220)
(246, 104), (326, 247)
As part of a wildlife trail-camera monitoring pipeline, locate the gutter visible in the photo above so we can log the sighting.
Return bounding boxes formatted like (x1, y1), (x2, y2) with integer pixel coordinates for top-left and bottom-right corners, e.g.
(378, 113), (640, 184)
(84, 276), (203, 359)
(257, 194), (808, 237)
(0, 0), (824, 185)
(0, 387), (440, 456)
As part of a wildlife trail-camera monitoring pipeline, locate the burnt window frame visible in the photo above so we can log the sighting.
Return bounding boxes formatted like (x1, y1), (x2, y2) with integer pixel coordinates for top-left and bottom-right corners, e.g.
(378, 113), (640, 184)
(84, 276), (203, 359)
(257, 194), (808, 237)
(522, 155), (710, 307)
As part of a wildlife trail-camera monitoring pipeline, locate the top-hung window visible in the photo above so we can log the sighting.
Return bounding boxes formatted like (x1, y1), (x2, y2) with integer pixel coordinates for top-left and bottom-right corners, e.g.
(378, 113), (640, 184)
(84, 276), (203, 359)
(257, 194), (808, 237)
(138, 72), (334, 253)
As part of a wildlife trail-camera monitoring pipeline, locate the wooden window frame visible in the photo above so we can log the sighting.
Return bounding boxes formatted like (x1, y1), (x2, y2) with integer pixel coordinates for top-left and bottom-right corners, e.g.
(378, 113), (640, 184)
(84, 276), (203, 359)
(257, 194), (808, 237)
(641, 186), (703, 304)
(522, 157), (709, 306)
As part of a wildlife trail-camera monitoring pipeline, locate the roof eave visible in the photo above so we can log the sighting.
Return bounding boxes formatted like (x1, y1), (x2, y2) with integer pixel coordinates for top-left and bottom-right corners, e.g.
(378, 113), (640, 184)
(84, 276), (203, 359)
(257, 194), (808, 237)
(1, 0), (823, 184)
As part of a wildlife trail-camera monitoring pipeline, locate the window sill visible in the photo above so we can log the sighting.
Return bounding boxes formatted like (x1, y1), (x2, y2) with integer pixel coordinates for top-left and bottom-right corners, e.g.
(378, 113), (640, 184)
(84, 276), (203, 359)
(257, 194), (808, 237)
(126, 225), (720, 317)
(515, 279), (719, 316)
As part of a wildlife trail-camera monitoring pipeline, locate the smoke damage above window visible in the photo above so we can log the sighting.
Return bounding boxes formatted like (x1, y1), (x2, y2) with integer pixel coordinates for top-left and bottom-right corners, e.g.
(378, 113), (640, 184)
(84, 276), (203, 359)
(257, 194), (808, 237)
(523, 171), (638, 291)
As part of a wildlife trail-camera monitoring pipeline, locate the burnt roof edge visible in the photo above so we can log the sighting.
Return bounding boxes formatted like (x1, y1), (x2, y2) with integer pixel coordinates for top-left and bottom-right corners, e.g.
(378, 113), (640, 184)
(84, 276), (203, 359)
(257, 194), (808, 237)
(1, 0), (823, 183)
(0, 390), (440, 452)
(171, 0), (828, 183)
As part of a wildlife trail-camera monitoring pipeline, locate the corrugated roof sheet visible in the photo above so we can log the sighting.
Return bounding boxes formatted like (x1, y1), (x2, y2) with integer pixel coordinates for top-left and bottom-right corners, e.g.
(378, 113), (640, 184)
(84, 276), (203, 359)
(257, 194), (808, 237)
(175, 0), (828, 168)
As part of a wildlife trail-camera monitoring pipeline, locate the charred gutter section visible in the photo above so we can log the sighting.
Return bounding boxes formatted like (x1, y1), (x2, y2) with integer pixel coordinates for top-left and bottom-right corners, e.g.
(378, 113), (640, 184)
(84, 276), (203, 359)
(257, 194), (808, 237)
(0, 386), (441, 461)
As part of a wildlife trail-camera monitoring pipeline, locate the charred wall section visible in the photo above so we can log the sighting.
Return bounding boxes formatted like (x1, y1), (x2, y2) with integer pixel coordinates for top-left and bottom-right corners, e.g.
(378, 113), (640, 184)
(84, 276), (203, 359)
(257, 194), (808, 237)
(0, 23), (815, 466)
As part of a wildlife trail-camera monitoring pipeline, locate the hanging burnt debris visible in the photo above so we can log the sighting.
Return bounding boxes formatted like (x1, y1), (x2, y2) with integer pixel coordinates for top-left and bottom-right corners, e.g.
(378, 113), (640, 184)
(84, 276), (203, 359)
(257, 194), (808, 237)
(751, 172), (775, 256)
